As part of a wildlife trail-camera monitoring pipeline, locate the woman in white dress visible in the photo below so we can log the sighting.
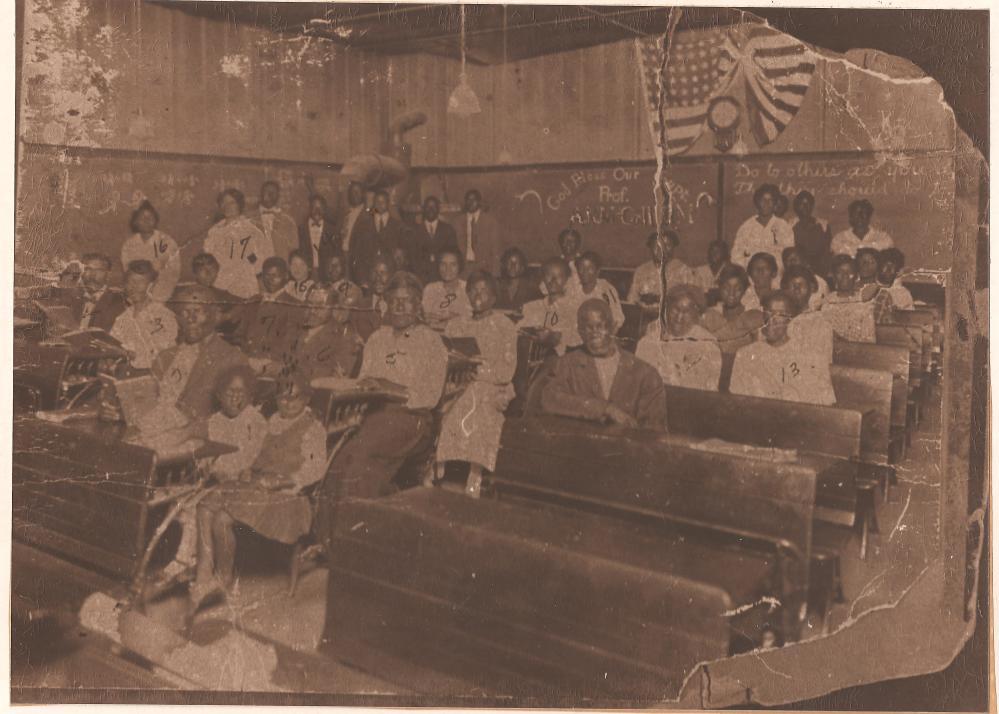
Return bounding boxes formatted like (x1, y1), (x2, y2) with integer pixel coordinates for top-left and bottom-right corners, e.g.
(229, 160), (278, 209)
(120, 200), (180, 302)
(636, 283), (721, 391)
(435, 272), (519, 497)
(731, 184), (795, 270)
(203, 188), (274, 299)
(422, 248), (472, 328)
(110, 260), (178, 370)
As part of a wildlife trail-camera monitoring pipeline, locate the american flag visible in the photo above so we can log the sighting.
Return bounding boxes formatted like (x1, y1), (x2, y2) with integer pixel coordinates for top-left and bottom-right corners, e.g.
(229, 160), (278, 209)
(636, 24), (816, 157)
(635, 29), (730, 157)
(727, 24), (817, 146)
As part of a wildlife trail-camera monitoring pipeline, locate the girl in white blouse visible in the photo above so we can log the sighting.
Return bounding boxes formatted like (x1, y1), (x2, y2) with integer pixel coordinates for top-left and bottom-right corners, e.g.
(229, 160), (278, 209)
(120, 201), (180, 302)
(110, 260), (178, 369)
(422, 248), (472, 328)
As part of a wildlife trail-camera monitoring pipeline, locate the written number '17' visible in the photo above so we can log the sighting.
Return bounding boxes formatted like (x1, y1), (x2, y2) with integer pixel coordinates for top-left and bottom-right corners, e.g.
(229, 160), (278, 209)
(230, 236), (252, 260)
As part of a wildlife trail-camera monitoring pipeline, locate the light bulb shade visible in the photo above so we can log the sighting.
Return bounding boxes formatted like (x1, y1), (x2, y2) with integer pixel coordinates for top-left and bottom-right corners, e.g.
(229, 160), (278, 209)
(448, 73), (481, 117)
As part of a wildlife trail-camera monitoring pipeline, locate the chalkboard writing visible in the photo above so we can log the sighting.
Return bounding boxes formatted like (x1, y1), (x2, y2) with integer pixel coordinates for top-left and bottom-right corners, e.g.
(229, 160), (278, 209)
(16, 145), (340, 278)
(722, 155), (955, 272)
(418, 163), (719, 268)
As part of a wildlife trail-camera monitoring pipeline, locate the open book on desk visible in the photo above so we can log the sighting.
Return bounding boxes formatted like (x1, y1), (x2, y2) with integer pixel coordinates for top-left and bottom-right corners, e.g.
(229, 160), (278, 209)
(98, 373), (159, 428)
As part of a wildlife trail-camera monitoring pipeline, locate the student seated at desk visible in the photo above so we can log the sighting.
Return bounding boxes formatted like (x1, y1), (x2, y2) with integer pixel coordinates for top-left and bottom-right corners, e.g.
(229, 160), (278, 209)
(521, 258), (583, 355)
(730, 291), (836, 406)
(831, 199), (893, 258)
(636, 284), (721, 391)
(788, 190), (831, 278)
(351, 256), (393, 342)
(627, 230), (694, 315)
(569, 251), (624, 330)
(821, 254), (877, 342)
(692, 240), (731, 302)
(539, 228), (583, 296)
(192, 371), (326, 608)
(422, 248), (472, 328)
(100, 284), (250, 431)
(743, 252), (777, 311)
(855, 247), (880, 288)
(285, 249), (316, 302)
(782, 246), (828, 310)
(876, 248), (914, 310)
(435, 272), (518, 497)
(191, 252), (244, 334)
(120, 200), (181, 303)
(700, 265), (765, 356)
(152, 364), (268, 583)
(782, 265), (834, 364)
(236, 257), (304, 376)
(319, 271), (449, 536)
(110, 260), (178, 370)
(47, 252), (128, 332)
(203, 188), (274, 300)
(541, 298), (666, 429)
(495, 247), (540, 313)
(288, 283), (364, 380)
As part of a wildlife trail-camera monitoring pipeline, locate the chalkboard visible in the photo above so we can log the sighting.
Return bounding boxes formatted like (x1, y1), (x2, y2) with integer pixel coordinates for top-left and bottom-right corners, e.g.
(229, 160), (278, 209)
(15, 144), (341, 279)
(721, 155), (956, 272)
(417, 163), (719, 268)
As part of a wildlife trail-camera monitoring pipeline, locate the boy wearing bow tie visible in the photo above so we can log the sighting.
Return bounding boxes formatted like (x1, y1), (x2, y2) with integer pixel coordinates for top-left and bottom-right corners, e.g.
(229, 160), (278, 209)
(250, 180), (299, 263)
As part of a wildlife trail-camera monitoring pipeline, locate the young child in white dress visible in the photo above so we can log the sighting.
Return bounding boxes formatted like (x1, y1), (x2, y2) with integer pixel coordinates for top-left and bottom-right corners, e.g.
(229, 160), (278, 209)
(521, 258), (583, 355)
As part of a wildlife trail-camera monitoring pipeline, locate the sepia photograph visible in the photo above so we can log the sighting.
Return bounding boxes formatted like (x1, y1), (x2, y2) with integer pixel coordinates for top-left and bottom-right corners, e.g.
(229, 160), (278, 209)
(9, 1), (991, 708)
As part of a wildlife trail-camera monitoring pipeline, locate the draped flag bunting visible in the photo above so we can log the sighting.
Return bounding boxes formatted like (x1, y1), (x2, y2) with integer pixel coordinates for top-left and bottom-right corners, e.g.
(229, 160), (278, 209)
(635, 24), (816, 158)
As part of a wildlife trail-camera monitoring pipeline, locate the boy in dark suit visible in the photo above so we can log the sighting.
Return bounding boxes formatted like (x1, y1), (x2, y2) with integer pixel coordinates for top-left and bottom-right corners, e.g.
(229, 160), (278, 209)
(299, 194), (338, 279)
(412, 195), (458, 285)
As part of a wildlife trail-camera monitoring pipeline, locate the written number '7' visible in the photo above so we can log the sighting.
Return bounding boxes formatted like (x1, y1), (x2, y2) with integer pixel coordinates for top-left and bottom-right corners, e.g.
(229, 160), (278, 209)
(230, 235), (253, 260)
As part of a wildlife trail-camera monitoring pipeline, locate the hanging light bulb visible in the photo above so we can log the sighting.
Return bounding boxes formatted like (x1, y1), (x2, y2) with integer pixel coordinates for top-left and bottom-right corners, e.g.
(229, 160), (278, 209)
(448, 5), (481, 117)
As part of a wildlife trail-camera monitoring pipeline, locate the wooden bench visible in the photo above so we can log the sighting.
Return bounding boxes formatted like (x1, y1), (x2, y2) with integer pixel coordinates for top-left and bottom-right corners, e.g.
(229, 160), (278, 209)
(876, 323), (928, 426)
(663, 386), (860, 527)
(833, 340), (911, 461)
(829, 364), (898, 557)
(492, 415), (820, 643)
(12, 417), (226, 583)
(326, 486), (754, 698)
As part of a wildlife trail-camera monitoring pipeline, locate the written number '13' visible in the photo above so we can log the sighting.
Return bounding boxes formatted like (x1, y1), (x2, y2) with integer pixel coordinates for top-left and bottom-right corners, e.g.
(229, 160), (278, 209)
(780, 362), (800, 383)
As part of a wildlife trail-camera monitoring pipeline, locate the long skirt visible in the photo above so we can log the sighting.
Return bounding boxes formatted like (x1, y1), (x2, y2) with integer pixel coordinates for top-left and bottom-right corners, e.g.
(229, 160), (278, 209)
(435, 380), (513, 472)
(203, 483), (312, 545)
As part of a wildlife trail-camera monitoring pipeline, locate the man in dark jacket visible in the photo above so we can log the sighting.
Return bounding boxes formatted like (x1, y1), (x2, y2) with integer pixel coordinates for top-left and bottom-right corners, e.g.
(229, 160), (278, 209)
(411, 195), (458, 284)
(298, 194), (339, 279)
(41, 252), (127, 332)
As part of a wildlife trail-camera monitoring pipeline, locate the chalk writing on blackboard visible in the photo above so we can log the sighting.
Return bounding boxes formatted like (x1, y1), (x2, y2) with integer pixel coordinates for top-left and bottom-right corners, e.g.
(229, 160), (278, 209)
(731, 160), (954, 210)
